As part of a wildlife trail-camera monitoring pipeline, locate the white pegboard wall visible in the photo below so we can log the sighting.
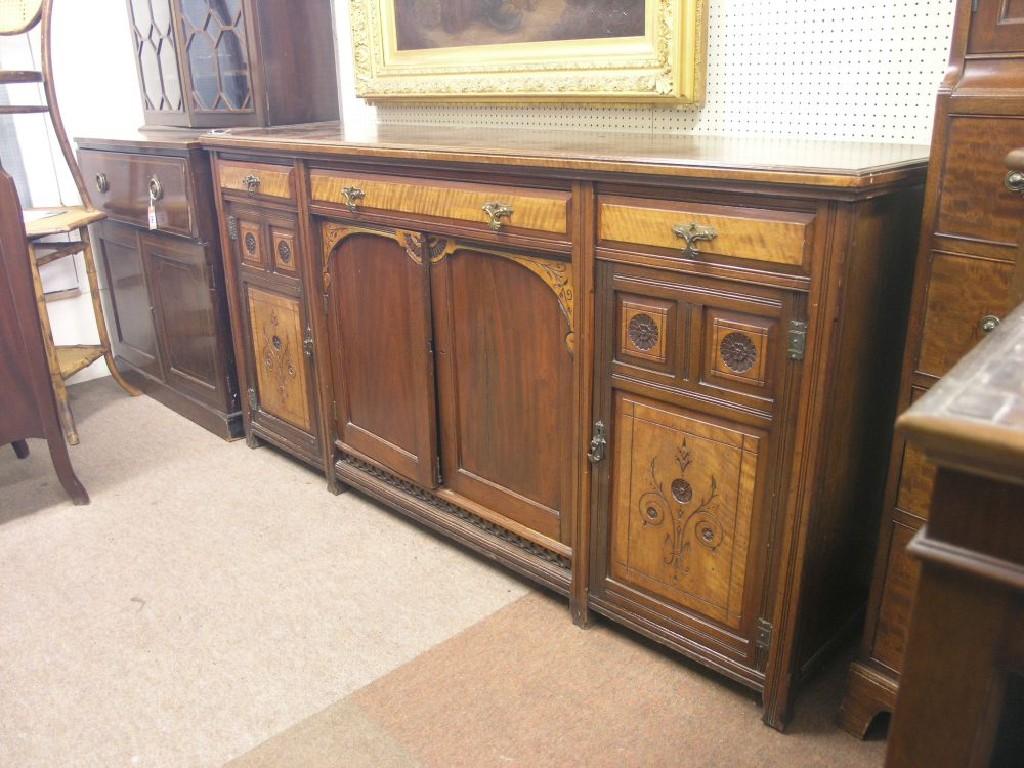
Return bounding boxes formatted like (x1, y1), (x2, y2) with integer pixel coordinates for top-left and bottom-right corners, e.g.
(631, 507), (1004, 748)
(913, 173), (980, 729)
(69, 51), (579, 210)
(369, 0), (956, 145)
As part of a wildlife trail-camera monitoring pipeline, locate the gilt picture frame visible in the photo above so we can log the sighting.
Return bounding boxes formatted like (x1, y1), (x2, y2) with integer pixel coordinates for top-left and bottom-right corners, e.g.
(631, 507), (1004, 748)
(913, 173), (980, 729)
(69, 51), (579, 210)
(350, 0), (706, 103)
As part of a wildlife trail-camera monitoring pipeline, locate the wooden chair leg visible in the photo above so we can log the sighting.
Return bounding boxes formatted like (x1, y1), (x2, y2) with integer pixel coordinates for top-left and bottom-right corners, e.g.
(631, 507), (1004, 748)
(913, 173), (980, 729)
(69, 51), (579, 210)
(79, 230), (140, 398)
(46, 436), (89, 505)
(11, 440), (30, 459)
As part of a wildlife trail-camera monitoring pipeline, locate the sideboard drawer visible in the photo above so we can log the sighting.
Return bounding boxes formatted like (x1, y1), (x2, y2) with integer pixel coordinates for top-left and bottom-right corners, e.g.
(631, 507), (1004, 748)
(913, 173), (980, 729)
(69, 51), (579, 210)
(309, 169), (570, 237)
(219, 160), (295, 201)
(598, 196), (815, 270)
(79, 149), (194, 238)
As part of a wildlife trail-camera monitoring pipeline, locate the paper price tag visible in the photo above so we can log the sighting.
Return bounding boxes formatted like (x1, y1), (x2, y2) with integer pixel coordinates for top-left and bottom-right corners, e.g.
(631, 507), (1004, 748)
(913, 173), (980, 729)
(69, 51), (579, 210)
(148, 203), (158, 231)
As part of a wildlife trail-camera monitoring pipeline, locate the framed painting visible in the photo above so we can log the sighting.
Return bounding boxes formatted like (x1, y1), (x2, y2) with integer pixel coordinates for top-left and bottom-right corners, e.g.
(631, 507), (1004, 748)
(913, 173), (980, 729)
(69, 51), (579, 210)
(350, 0), (706, 102)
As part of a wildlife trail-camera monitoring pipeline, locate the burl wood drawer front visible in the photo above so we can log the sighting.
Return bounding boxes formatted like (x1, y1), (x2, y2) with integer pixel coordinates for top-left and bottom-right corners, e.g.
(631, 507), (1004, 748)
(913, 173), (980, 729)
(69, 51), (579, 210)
(219, 160), (295, 200)
(935, 117), (1024, 246)
(79, 149), (194, 238)
(610, 393), (764, 631)
(917, 252), (1014, 379)
(598, 196), (815, 269)
(309, 170), (570, 236)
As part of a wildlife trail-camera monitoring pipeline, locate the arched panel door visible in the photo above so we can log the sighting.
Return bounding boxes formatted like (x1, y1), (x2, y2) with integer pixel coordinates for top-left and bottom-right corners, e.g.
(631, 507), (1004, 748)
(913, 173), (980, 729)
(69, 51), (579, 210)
(430, 241), (574, 544)
(323, 223), (439, 488)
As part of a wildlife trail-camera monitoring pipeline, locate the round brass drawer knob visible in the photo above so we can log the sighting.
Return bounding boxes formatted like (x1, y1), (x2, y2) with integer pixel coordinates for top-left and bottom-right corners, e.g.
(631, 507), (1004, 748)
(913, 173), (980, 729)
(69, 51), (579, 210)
(94, 173), (109, 194)
(980, 314), (1001, 334)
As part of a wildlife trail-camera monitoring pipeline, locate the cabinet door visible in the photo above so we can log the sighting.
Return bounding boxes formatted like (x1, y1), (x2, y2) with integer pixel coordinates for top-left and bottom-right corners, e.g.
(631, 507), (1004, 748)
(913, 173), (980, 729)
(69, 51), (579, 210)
(323, 224), (439, 488)
(141, 232), (228, 410)
(591, 261), (800, 667)
(227, 202), (319, 459)
(94, 221), (162, 378)
(174, 0), (256, 126)
(431, 242), (574, 543)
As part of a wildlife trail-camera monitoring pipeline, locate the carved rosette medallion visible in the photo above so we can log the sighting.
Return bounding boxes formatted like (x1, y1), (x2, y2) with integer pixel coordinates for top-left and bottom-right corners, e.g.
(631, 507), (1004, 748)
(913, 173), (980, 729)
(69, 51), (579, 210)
(277, 240), (292, 263)
(720, 331), (757, 374)
(244, 232), (257, 257)
(628, 313), (659, 352)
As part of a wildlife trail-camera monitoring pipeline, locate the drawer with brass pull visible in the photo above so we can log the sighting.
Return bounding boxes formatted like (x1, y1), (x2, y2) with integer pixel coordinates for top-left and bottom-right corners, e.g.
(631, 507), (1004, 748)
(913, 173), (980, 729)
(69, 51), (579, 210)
(598, 195), (816, 270)
(79, 149), (194, 237)
(219, 160), (295, 201)
(308, 169), (570, 238)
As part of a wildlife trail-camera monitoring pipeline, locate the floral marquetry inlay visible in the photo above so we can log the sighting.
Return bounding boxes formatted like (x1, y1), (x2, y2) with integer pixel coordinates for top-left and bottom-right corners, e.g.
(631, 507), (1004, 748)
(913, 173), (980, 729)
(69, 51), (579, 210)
(611, 394), (762, 630)
(246, 286), (311, 433)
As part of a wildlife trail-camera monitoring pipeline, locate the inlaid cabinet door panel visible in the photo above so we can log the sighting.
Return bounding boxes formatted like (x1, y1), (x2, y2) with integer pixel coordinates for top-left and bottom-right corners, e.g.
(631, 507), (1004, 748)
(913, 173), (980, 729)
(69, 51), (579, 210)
(141, 233), (223, 409)
(609, 393), (765, 632)
(245, 286), (315, 436)
(431, 243), (574, 543)
(323, 224), (439, 488)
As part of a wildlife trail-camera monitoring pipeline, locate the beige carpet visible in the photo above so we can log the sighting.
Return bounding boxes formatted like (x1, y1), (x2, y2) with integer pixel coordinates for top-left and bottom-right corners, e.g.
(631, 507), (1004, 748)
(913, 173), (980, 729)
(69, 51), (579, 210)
(1, 379), (886, 767)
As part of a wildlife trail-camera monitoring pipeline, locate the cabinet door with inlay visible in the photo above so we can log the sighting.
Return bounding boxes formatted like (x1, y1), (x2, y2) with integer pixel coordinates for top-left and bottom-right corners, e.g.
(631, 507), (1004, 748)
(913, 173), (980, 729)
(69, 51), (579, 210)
(322, 223), (439, 488)
(430, 241), (575, 545)
(242, 283), (318, 454)
(590, 261), (802, 669)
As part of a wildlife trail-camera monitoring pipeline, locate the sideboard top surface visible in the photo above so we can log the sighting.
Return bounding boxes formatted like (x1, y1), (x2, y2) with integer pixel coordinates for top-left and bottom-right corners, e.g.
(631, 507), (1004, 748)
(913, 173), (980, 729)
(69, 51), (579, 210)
(198, 122), (930, 189)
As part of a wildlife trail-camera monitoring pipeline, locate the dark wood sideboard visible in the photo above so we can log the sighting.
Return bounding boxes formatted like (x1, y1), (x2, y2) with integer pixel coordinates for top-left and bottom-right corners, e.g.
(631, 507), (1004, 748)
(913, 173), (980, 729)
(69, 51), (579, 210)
(885, 300), (1024, 768)
(0, 167), (88, 505)
(840, 0), (1024, 735)
(200, 124), (929, 730)
(76, 131), (241, 439)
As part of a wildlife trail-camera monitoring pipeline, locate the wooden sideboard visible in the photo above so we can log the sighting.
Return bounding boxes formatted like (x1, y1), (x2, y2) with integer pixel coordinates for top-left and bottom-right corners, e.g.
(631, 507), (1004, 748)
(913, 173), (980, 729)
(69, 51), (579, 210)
(76, 131), (241, 439)
(885, 301), (1024, 767)
(201, 124), (929, 730)
(840, 0), (1024, 736)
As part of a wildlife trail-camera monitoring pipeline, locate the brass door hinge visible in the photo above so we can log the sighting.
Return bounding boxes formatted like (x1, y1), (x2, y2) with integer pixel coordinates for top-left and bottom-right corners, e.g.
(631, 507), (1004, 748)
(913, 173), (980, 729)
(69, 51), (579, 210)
(787, 320), (808, 361)
(755, 617), (773, 651)
(227, 215), (239, 241)
(435, 457), (443, 486)
(247, 386), (258, 412)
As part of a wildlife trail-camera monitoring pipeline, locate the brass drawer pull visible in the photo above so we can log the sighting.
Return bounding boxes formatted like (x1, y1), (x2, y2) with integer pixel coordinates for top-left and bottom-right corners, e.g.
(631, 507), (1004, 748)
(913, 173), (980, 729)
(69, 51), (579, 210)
(148, 175), (164, 202)
(672, 222), (717, 257)
(342, 185), (365, 212)
(980, 314), (1001, 334)
(242, 174), (261, 196)
(1006, 170), (1024, 196)
(94, 173), (109, 194)
(482, 201), (514, 231)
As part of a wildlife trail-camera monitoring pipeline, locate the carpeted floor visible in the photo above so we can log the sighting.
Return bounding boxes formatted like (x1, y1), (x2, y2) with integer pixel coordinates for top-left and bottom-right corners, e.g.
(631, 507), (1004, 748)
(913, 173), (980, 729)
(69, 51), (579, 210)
(1, 379), (887, 767)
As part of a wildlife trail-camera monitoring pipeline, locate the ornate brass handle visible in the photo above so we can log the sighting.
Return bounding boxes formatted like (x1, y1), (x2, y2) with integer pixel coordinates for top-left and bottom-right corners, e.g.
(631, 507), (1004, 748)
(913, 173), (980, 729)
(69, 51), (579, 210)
(1006, 170), (1024, 196)
(94, 173), (109, 194)
(342, 185), (365, 213)
(980, 314), (1001, 334)
(672, 223), (717, 257)
(587, 420), (607, 464)
(148, 175), (164, 202)
(242, 174), (261, 196)
(482, 201), (514, 231)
